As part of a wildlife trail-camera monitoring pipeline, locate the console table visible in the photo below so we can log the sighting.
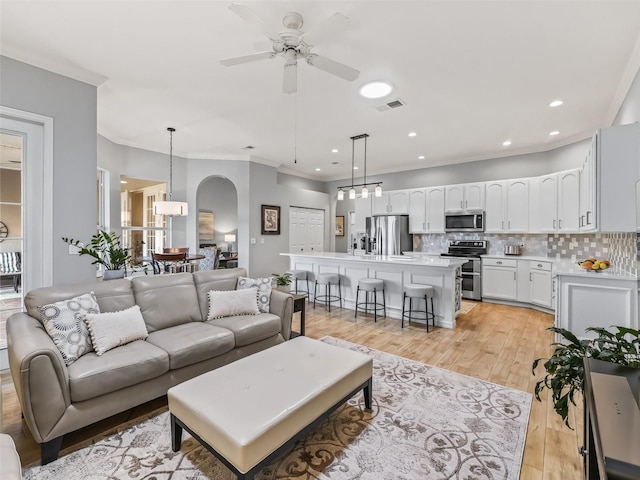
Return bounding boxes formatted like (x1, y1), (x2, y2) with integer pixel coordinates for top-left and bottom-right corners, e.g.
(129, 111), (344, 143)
(582, 358), (640, 480)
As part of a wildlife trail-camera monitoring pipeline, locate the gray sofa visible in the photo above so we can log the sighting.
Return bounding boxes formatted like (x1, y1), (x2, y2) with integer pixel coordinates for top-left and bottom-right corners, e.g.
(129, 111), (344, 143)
(6, 268), (293, 465)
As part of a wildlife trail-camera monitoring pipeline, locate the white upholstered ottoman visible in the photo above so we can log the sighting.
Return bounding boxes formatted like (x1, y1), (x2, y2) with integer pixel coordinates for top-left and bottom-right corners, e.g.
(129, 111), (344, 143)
(167, 336), (373, 479)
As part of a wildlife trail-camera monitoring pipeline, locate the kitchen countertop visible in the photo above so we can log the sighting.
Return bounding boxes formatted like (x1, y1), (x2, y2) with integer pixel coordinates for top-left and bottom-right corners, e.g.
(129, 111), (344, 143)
(282, 252), (467, 268)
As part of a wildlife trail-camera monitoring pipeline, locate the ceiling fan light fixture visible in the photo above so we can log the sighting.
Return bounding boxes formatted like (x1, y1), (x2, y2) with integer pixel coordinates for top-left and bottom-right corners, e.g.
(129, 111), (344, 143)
(359, 81), (393, 99)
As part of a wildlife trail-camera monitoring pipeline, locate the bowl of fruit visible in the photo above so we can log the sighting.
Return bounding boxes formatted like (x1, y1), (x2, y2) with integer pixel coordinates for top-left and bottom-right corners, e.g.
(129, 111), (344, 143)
(577, 257), (611, 272)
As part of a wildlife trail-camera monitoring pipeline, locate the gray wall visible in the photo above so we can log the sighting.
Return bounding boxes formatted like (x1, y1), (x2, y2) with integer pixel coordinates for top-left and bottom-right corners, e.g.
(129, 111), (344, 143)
(197, 176), (238, 248)
(0, 56), (97, 285)
(614, 68), (640, 126)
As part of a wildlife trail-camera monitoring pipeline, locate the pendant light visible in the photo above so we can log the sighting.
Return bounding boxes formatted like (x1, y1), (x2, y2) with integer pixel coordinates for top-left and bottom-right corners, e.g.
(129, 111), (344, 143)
(153, 127), (188, 216)
(336, 133), (382, 200)
(361, 134), (368, 198)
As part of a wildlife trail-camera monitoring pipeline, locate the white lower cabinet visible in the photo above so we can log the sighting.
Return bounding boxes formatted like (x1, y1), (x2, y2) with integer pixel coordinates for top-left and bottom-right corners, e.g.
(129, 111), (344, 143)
(482, 258), (518, 300)
(529, 261), (553, 308)
(555, 274), (638, 341)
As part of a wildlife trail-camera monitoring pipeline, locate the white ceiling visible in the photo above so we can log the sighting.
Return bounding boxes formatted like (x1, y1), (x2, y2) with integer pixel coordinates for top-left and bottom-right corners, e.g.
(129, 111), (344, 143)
(2, 1), (640, 181)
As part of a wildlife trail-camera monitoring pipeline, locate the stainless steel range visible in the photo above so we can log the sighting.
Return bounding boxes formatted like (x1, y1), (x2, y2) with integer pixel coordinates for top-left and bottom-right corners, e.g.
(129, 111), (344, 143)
(440, 240), (487, 300)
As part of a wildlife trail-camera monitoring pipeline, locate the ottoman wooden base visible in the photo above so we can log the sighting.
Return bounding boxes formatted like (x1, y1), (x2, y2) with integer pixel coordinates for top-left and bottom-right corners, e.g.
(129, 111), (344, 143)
(168, 337), (373, 480)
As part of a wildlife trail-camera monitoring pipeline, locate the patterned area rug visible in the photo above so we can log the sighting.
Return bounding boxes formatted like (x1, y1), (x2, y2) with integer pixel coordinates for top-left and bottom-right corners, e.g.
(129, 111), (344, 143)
(23, 337), (531, 480)
(459, 300), (479, 315)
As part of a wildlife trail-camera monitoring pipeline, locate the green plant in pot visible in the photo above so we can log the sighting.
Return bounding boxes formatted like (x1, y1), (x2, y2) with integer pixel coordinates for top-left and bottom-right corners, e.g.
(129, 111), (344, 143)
(62, 230), (131, 280)
(272, 272), (292, 291)
(532, 326), (640, 428)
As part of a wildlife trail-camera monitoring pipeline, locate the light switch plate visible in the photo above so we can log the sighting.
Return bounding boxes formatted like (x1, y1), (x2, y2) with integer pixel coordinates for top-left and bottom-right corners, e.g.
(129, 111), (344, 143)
(250, 238), (256, 245)
(68, 244), (82, 255)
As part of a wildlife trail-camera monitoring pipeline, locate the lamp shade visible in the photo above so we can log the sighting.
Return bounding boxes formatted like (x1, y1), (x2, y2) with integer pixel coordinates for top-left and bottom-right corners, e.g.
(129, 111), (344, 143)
(224, 234), (236, 242)
(153, 201), (188, 216)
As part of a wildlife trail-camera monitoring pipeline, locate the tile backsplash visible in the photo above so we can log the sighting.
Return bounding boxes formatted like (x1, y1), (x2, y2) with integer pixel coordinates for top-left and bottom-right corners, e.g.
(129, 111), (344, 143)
(414, 232), (638, 275)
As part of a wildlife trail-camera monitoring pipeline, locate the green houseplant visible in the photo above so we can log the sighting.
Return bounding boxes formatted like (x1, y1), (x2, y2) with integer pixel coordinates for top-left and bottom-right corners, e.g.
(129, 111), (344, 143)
(272, 272), (292, 291)
(62, 230), (131, 279)
(532, 326), (640, 428)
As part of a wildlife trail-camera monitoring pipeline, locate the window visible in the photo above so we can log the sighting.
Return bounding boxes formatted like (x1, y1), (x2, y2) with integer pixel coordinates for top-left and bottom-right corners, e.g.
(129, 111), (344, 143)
(120, 176), (167, 262)
(97, 168), (108, 231)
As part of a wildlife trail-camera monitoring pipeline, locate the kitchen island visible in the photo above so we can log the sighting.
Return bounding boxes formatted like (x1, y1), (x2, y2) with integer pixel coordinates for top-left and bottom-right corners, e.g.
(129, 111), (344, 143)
(282, 252), (466, 329)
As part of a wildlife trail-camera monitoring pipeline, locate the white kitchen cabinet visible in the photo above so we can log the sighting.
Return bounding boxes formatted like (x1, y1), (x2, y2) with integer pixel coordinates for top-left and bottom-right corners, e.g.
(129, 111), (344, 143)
(445, 183), (485, 212)
(354, 195), (371, 233)
(555, 273), (638, 342)
(372, 190), (409, 215)
(579, 136), (596, 231)
(484, 179), (529, 233)
(409, 187), (445, 233)
(534, 170), (580, 233)
(529, 261), (553, 308)
(482, 258), (518, 300)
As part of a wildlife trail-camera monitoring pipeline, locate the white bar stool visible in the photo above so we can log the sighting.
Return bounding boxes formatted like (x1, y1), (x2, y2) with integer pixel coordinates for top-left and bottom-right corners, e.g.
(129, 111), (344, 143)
(313, 273), (342, 312)
(401, 283), (436, 331)
(355, 278), (386, 322)
(286, 269), (310, 300)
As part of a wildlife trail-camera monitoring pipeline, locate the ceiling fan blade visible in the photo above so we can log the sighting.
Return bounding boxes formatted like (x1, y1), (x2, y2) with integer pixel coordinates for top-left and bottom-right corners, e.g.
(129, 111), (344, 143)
(283, 62), (297, 94)
(220, 51), (275, 67)
(228, 3), (280, 41)
(300, 12), (349, 46)
(306, 54), (359, 82)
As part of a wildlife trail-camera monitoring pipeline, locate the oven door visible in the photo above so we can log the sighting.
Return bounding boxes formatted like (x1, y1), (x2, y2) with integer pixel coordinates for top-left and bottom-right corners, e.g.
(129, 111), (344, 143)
(458, 258), (482, 300)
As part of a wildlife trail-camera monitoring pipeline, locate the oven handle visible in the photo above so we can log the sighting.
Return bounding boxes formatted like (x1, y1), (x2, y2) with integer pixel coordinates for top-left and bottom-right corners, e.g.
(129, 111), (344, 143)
(460, 272), (481, 276)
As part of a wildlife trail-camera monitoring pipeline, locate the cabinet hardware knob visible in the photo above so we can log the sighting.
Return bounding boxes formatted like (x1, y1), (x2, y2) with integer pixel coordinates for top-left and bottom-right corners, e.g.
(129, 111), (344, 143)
(530, 273), (532, 281)
(513, 271), (516, 280)
(497, 261), (502, 264)
(538, 264), (542, 267)
(553, 219), (556, 229)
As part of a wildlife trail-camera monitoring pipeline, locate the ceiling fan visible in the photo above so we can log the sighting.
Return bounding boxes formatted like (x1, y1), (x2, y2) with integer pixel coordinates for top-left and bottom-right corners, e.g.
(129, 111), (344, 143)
(220, 3), (360, 94)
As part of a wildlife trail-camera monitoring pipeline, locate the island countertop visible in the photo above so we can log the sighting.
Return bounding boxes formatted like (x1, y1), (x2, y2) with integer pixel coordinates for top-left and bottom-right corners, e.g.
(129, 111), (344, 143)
(280, 251), (467, 268)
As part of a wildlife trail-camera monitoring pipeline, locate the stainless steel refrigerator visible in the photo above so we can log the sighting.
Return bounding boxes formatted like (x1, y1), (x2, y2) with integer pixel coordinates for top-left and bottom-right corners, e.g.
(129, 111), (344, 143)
(366, 215), (413, 255)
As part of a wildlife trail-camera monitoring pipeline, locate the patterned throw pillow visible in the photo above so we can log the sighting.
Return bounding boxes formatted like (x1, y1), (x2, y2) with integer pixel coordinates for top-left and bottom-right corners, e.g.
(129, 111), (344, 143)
(84, 305), (148, 355)
(236, 277), (272, 313)
(207, 288), (260, 320)
(37, 292), (100, 366)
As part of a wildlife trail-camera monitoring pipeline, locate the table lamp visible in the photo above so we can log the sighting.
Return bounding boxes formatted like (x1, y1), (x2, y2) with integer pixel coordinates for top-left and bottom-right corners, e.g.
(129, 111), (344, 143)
(224, 234), (236, 253)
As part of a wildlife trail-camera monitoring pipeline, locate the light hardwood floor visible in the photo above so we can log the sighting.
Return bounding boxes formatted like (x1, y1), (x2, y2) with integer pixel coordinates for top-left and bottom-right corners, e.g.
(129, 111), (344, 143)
(1, 301), (583, 478)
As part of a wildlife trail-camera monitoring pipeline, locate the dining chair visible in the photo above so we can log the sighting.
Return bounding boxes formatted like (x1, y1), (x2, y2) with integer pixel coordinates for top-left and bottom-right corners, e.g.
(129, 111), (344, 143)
(151, 252), (189, 274)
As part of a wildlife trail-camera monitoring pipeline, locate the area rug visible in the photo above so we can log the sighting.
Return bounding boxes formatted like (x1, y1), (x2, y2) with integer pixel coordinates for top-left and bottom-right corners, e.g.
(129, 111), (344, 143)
(459, 300), (479, 315)
(23, 337), (531, 480)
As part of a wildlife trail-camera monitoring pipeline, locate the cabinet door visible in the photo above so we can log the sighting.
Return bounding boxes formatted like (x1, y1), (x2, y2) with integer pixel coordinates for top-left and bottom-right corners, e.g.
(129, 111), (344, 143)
(506, 179), (529, 232)
(530, 270), (552, 308)
(538, 174), (558, 232)
(388, 190), (409, 214)
(464, 183), (485, 211)
(580, 134), (597, 231)
(372, 192), (389, 215)
(445, 185), (464, 212)
(408, 189), (427, 233)
(558, 169), (580, 232)
(425, 187), (445, 232)
(482, 266), (518, 300)
(354, 196), (371, 233)
(484, 181), (505, 232)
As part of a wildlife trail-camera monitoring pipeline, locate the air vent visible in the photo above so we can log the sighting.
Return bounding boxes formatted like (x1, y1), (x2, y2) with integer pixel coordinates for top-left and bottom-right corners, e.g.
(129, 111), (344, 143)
(374, 98), (406, 112)
(242, 145), (256, 150)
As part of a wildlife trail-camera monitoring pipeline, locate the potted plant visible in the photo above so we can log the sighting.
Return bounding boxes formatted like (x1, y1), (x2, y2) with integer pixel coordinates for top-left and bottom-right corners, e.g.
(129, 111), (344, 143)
(272, 272), (292, 292)
(532, 326), (640, 428)
(62, 230), (131, 280)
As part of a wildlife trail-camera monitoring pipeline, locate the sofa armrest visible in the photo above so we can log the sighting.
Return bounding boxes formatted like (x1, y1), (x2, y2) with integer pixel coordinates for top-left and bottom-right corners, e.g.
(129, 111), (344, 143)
(269, 289), (293, 340)
(6, 312), (70, 443)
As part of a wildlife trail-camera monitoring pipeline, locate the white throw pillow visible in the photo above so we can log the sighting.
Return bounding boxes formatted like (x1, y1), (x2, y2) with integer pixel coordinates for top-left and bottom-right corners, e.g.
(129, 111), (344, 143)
(207, 288), (260, 320)
(236, 277), (272, 313)
(84, 305), (149, 356)
(37, 292), (99, 366)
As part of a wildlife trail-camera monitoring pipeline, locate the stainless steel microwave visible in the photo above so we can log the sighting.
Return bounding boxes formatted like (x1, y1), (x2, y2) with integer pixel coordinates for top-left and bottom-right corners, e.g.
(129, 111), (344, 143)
(445, 212), (484, 232)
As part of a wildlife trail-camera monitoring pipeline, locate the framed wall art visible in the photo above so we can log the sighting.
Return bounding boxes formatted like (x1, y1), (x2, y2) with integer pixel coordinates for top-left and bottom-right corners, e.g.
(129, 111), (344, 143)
(335, 216), (345, 236)
(198, 210), (215, 242)
(261, 205), (280, 235)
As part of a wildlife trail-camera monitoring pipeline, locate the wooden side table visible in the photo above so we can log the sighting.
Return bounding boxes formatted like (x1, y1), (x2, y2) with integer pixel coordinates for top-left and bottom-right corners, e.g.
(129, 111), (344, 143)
(290, 293), (306, 338)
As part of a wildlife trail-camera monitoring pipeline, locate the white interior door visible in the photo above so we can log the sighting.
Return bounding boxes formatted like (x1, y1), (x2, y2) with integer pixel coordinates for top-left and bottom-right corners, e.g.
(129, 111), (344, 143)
(289, 207), (324, 253)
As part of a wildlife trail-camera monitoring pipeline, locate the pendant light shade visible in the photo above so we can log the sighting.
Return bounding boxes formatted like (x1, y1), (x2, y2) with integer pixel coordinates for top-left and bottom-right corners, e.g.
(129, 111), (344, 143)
(375, 184), (383, 197)
(361, 186), (369, 198)
(349, 187), (356, 200)
(153, 127), (188, 216)
(337, 189), (344, 201)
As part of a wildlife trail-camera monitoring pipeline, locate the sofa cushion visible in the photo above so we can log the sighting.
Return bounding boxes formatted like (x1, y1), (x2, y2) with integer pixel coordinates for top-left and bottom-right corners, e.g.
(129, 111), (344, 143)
(67, 340), (169, 402)
(207, 288), (260, 320)
(85, 305), (149, 355)
(237, 276), (273, 313)
(146, 322), (235, 370)
(193, 268), (248, 321)
(131, 273), (202, 332)
(207, 313), (281, 347)
(37, 292), (99, 366)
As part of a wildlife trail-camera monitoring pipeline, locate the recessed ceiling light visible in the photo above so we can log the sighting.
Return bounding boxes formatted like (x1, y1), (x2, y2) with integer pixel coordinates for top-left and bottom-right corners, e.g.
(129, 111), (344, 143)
(315, 168), (321, 171)
(549, 130), (560, 136)
(331, 148), (338, 153)
(408, 132), (417, 137)
(353, 166), (359, 170)
(549, 100), (563, 107)
(502, 140), (512, 147)
(418, 155), (425, 160)
(359, 81), (393, 99)
(120, 180), (127, 184)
